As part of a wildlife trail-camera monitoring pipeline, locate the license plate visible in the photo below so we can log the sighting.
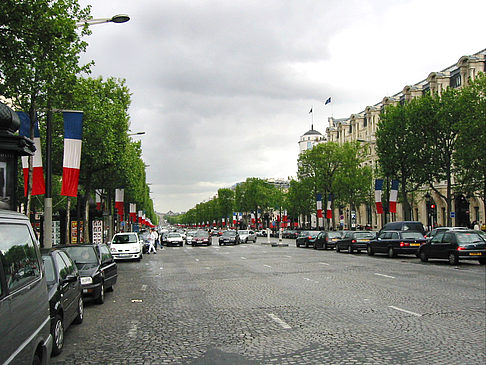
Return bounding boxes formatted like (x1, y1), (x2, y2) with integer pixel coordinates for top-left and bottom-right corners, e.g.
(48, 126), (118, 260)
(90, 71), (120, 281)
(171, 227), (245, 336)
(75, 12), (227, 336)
(224, 240), (229, 242)
(469, 252), (482, 256)
(410, 243), (420, 246)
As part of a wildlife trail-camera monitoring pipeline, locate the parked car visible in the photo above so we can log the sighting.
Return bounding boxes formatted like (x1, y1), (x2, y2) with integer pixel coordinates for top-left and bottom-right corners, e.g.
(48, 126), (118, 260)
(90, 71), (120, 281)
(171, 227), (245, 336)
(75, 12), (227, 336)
(296, 231), (320, 248)
(418, 230), (486, 265)
(41, 248), (84, 356)
(336, 231), (376, 253)
(59, 244), (117, 304)
(192, 230), (212, 246)
(0, 210), (53, 365)
(257, 230), (268, 237)
(219, 230), (240, 245)
(110, 232), (143, 261)
(314, 231), (343, 250)
(424, 226), (468, 241)
(166, 232), (184, 246)
(379, 221), (426, 236)
(367, 230), (426, 257)
(238, 230), (257, 243)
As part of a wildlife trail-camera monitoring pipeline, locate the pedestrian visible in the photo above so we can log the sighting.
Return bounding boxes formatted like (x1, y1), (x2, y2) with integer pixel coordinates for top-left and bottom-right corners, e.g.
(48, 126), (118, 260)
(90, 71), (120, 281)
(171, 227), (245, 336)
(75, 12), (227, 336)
(473, 221), (480, 230)
(154, 229), (161, 249)
(147, 228), (157, 254)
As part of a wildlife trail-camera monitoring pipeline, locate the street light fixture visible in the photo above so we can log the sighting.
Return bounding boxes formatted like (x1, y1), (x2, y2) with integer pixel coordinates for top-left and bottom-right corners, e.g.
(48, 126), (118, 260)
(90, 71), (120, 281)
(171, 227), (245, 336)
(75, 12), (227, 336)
(76, 14), (130, 27)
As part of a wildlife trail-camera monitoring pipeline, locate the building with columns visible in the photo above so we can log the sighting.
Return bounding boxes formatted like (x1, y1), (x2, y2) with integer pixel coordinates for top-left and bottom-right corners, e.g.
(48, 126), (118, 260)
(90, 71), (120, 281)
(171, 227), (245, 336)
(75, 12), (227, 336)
(322, 48), (486, 230)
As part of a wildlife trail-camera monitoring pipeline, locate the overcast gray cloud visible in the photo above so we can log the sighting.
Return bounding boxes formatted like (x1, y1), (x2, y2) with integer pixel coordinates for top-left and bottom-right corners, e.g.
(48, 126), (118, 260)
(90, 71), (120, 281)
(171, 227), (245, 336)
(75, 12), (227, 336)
(79, 0), (486, 212)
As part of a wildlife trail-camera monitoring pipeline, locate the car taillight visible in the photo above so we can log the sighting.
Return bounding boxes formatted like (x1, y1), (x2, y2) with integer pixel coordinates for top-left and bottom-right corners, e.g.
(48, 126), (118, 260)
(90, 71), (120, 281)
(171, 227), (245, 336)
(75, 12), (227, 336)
(457, 246), (466, 251)
(308, 236), (312, 239)
(399, 242), (410, 247)
(325, 237), (328, 242)
(352, 239), (356, 243)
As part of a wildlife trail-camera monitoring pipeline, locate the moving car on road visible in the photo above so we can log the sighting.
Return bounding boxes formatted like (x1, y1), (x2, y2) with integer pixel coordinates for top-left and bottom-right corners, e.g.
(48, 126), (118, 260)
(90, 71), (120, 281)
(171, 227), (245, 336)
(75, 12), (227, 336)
(110, 232), (143, 261)
(41, 248), (84, 356)
(219, 230), (240, 245)
(238, 230), (257, 243)
(59, 244), (118, 304)
(418, 230), (486, 265)
(336, 231), (375, 253)
(296, 231), (320, 248)
(166, 232), (184, 246)
(192, 230), (212, 246)
(314, 231), (343, 250)
(367, 230), (426, 258)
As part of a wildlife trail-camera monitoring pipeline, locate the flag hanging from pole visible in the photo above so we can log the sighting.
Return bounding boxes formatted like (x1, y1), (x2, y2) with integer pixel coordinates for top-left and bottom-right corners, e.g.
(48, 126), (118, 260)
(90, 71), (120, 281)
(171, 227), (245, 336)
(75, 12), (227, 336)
(309, 108), (313, 114)
(115, 189), (124, 217)
(138, 210), (143, 224)
(389, 180), (399, 214)
(375, 179), (384, 214)
(95, 189), (103, 211)
(316, 193), (323, 218)
(18, 112), (46, 196)
(61, 112), (83, 197)
(129, 203), (137, 221)
(325, 97), (332, 105)
(326, 194), (333, 219)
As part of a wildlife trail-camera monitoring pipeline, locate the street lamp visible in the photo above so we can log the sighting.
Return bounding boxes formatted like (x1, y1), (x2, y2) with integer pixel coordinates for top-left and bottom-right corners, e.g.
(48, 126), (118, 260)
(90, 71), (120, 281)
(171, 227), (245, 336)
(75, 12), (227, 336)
(128, 131), (145, 136)
(76, 14), (130, 27)
(43, 15), (130, 248)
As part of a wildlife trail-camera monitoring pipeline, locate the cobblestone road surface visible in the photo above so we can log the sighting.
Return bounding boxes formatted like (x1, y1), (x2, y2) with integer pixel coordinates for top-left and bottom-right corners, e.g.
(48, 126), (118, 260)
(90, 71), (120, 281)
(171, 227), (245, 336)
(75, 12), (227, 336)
(52, 238), (486, 364)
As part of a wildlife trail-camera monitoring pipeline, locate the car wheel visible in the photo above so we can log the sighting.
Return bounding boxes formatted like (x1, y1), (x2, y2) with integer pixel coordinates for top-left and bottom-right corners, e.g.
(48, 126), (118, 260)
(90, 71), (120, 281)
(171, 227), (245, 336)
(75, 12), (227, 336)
(478, 258), (486, 265)
(388, 247), (396, 258)
(348, 245), (353, 254)
(296, 243), (300, 247)
(448, 252), (459, 265)
(33, 354), (42, 365)
(52, 314), (64, 356)
(324, 243), (328, 250)
(367, 245), (374, 256)
(219, 242), (222, 246)
(96, 282), (105, 304)
(73, 297), (84, 324)
(419, 250), (428, 262)
(335, 245), (340, 252)
(106, 285), (114, 292)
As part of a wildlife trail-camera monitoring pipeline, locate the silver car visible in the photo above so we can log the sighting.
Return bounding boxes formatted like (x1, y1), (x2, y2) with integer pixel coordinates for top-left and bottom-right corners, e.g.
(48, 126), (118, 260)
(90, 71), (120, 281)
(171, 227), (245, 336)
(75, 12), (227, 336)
(238, 230), (257, 243)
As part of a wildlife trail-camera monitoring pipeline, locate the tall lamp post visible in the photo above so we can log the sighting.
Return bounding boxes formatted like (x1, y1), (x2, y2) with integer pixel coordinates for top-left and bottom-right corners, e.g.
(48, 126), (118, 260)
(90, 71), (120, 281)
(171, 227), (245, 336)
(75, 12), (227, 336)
(43, 14), (130, 248)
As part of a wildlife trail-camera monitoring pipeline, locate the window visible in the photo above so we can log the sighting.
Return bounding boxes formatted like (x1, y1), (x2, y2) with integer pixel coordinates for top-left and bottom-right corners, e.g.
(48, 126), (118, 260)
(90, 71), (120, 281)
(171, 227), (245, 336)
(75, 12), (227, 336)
(99, 245), (112, 263)
(442, 232), (454, 243)
(400, 95), (405, 106)
(55, 253), (69, 280)
(423, 84), (430, 95)
(307, 141), (312, 150)
(363, 117), (367, 127)
(58, 251), (77, 275)
(391, 232), (399, 239)
(450, 69), (461, 88)
(431, 232), (445, 244)
(349, 124), (352, 134)
(0, 224), (41, 292)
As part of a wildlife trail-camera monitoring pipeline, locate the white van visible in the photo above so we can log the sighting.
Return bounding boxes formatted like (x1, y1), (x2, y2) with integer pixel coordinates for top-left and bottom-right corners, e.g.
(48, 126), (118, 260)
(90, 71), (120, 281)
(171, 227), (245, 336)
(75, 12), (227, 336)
(110, 232), (143, 261)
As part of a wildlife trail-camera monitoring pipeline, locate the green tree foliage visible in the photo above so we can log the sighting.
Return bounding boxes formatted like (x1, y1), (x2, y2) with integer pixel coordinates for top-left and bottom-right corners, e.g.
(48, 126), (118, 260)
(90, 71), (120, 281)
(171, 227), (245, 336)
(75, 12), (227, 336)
(217, 188), (234, 223)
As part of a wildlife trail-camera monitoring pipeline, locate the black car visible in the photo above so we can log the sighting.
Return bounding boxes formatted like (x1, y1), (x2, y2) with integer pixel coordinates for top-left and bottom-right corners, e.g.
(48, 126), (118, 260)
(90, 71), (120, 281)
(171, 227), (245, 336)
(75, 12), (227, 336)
(367, 230), (426, 258)
(41, 248), (84, 356)
(296, 231), (320, 248)
(59, 244), (117, 304)
(418, 230), (486, 265)
(379, 221), (426, 236)
(336, 231), (375, 253)
(219, 230), (240, 245)
(314, 231), (343, 250)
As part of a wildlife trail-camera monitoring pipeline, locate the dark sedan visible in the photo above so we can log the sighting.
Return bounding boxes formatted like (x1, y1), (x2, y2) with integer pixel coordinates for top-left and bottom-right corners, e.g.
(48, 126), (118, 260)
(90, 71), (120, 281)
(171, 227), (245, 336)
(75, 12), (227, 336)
(192, 230), (212, 246)
(367, 230), (425, 257)
(418, 230), (486, 265)
(296, 231), (320, 248)
(336, 231), (375, 253)
(219, 230), (240, 245)
(314, 231), (343, 250)
(41, 248), (84, 356)
(59, 243), (117, 304)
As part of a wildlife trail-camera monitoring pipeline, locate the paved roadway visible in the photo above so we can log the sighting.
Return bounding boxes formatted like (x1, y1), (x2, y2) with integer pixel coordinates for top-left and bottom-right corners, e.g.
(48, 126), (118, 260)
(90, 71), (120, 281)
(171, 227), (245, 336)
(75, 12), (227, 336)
(53, 237), (486, 364)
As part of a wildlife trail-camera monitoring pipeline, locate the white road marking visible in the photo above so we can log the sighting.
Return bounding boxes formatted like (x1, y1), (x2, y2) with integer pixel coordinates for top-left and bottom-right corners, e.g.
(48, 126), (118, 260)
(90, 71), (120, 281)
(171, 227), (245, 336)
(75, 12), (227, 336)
(195, 258), (199, 262)
(304, 277), (319, 284)
(141, 284), (147, 292)
(388, 306), (422, 317)
(267, 313), (292, 329)
(241, 257), (247, 260)
(160, 267), (163, 270)
(128, 322), (139, 338)
(264, 264), (272, 268)
(319, 262), (330, 266)
(374, 273), (396, 279)
(284, 255), (292, 258)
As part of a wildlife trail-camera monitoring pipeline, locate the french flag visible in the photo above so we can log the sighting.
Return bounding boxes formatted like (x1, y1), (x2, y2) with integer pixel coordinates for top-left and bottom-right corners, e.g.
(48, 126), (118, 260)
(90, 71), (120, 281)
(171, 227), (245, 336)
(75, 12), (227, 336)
(17, 112), (45, 196)
(115, 189), (124, 217)
(389, 180), (399, 213)
(222, 218), (226, 226)
(233, 213), (237, 224)
(138, 210), (143, 224)
(375, 179), (384, 214)
(316, 193), (323, 218)
(326, 194), (333, 219)
(129, 203), (137, 221)
(95, 189), (103, 211)
(61, 112), (83, 197)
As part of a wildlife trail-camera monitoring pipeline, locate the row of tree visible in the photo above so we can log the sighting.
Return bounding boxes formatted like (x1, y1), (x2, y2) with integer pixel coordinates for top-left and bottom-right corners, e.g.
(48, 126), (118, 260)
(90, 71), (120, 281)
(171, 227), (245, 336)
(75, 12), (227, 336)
(0, 1), (158, 236)
(169, 73), (485, 228)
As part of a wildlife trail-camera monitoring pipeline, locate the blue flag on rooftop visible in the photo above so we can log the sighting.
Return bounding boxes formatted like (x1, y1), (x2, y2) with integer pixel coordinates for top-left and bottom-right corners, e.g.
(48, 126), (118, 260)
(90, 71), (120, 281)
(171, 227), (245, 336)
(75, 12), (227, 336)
(325, 97), (331, 105)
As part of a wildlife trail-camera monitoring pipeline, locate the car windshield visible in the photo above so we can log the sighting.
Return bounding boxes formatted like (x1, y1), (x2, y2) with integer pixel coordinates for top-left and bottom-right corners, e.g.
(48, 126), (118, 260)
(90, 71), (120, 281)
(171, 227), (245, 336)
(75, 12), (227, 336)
(168, 233), (180, 238)
(62, 246), (98, 264)
(456, 232), (485, 244)
(195, 231), (208, 237)
(239, 230), (249, 234)
(298, 231), (310, 237)
(222, 231), (236, 236)
(355, 232), (375, 239)
(327, 232), (341, 238)
(113, 233), (138, 244)
(401, 232), (424, 239)
(42, 255), (56, 286)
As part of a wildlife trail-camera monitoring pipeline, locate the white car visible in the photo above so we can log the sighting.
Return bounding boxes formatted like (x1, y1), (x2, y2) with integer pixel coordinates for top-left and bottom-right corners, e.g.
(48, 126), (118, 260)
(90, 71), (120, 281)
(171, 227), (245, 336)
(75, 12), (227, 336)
(238, 230), (257, 243)
(110, 232), (143, 261)
(166, 232), (184, 247)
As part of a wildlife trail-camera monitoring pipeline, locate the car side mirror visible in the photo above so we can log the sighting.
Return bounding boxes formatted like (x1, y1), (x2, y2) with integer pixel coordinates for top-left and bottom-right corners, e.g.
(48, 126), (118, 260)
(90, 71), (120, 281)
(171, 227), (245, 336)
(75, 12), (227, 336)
(64, 274), (78, 283)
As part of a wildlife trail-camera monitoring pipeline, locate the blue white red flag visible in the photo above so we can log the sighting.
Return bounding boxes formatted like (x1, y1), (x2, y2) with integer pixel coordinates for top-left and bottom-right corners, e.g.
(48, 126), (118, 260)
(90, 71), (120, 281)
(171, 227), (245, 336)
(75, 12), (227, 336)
(375, 179), (384, 214)
(115, 189), (124, 217)
(316, 193), (323, 218)
(18, 112), (45, 196)
(326, 194), (333, 219)
(61, 112), (83, 196)
(325, 97), (331, 105)
(389, 180), (399, 213)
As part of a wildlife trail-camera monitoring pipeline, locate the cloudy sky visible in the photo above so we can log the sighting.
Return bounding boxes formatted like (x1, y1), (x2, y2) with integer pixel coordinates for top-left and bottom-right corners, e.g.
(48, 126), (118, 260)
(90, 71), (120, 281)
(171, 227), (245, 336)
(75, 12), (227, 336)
(78, 0), (485, 213)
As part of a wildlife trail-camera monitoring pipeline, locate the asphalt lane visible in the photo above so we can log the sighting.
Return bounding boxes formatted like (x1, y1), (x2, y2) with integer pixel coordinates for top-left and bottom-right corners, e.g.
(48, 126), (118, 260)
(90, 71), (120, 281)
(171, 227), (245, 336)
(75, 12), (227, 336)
(53, 237), (486, 364)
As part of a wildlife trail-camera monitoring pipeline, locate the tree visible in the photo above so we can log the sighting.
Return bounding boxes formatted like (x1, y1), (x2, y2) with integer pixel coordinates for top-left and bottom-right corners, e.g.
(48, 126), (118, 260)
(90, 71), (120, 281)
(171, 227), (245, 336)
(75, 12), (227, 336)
(217, 188), (234, 226)
(454, 73), (486, 219)
(287, 179), (313, 228)
(0, 0), (91, 213)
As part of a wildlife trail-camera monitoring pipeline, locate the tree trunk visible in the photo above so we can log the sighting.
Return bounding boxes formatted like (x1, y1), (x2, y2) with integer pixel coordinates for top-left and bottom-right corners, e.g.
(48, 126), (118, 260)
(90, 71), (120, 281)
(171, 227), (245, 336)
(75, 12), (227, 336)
(66, 197), (71, 244)
(400, 176), (411, 221)
(84, 195), (90, 243)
